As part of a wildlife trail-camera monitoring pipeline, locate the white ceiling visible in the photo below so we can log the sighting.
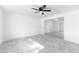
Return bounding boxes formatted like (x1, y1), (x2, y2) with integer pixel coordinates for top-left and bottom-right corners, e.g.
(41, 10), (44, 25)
(1, 5), (79, 19)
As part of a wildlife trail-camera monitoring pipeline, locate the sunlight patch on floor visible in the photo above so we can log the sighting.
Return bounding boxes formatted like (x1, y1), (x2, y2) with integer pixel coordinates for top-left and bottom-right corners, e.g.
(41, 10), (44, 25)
(27, 38), (44, 53)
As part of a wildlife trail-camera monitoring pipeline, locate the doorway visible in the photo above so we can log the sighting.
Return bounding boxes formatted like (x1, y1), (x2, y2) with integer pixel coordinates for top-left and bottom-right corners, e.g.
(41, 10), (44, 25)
(44, 17), (64, 39)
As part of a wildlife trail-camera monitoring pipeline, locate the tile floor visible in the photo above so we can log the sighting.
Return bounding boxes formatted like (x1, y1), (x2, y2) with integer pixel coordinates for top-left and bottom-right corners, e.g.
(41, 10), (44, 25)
(0, 32), (79, 53)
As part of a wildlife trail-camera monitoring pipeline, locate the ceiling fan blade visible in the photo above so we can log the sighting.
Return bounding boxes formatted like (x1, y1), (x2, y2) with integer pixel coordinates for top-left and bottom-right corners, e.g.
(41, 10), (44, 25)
(43, 10), (51, 12)
(32, 8), (38, 10)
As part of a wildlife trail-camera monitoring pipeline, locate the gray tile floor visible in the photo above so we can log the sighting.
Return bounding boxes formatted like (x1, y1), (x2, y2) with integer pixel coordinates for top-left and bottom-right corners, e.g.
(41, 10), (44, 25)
(0, 32), (79, 53)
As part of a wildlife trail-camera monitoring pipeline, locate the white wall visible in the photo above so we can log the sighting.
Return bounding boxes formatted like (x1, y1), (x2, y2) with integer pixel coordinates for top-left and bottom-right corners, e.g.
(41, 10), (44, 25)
(42, 9), (79, 44)
(0, 7), (2, 44)
(3, 12), (41, 41)
(3, 8), (79, 44)
(64, 10), (79, 44)
(44, 20), (54, 33)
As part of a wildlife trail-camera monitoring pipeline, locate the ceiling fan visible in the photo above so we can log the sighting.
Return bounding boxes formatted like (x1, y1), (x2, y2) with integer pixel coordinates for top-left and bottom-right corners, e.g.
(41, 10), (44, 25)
(32, 5), (51, 15)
